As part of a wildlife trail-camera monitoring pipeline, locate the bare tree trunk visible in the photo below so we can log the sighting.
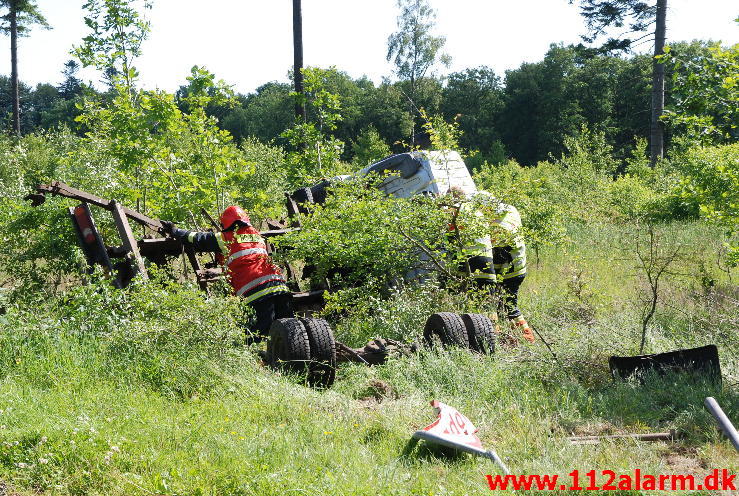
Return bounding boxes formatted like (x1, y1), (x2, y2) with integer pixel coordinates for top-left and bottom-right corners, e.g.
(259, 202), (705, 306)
(292, 0), (306, 122)
(9, 0), (20, 137)
(649, 0), (667, 165)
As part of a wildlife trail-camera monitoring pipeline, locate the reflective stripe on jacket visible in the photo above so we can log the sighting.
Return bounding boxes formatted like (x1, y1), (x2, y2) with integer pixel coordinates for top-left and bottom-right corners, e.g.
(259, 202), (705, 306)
(489, 202), (526, 279)
(450, 202), (495, 281)
(215, 227), (289, 301)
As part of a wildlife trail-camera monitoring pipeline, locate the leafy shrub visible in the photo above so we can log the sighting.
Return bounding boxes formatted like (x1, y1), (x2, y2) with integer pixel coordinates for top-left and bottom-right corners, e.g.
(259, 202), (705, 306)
(276, 177), (451, 302)
(672, 143), (739, 261)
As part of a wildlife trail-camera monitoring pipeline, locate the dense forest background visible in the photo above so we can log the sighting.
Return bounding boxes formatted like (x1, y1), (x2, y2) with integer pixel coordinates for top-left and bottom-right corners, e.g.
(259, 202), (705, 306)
(0, 39), (730, 168)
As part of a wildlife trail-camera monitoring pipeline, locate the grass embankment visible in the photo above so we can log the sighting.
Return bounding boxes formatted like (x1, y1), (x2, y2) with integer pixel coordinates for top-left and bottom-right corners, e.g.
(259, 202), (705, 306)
(0, 221), (736, 495)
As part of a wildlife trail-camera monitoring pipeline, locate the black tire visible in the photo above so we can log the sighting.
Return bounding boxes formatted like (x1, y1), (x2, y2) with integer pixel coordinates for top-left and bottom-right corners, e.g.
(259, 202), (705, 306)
(300, 318), (337, 388)
(289, 187), (315, 214)
(423, 312), (468, 349)
(267, 318), (311, 374)
(310, 180), (330, 205)
(461, 313), (496, 354)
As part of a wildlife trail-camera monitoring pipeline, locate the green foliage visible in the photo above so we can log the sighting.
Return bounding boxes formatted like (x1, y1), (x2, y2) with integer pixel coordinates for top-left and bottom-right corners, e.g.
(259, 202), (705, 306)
(74, 0), (152, 90)
(76, 64), (251, 221)
(221, 82), (294, 144)
(672, 143), (739, 261)
(275, 177), (450, 303)
(386, 0), (450, 85)
(441, 67), (505, 162)
(420, 110), (460, 151)
(662, 42), (739, 144)
(569, 0), (657, 52)
(281, 67), (348, 188)
(350, 126), (391, 167)
(474, 159), (568, 253)
(0, 0), (49, 35)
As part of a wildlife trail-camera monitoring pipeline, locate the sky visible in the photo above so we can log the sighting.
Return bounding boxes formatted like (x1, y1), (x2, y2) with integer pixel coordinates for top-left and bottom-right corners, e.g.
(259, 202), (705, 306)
(2, 0), (737, 94)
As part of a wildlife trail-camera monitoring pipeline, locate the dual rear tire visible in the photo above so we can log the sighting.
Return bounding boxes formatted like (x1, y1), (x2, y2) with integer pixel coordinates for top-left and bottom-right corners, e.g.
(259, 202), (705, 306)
(423, 312), (496, 354)
(267, 317), (336, 388)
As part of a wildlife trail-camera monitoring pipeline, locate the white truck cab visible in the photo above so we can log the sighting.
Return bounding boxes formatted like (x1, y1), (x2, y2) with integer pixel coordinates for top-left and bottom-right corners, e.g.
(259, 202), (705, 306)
(286, 150), (477, 216)
(358, 150), (477, 199)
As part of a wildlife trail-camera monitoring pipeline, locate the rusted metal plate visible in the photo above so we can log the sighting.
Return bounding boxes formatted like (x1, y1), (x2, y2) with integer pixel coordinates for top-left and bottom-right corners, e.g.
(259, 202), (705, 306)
(137, 238), (183, 257)
(68, 204), (123, 289)
(111, 200), (149, 280)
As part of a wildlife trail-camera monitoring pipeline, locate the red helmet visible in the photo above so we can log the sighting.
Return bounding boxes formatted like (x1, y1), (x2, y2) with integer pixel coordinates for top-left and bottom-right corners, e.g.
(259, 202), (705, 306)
(220, 205), (251, 230)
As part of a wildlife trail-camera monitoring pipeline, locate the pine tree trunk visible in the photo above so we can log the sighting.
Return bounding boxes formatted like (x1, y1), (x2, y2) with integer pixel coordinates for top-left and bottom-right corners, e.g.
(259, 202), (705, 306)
(649, 0), (667, 165)
(409, 75), (416, 148)
(9, 0), (20, 136)
(292, 0), (306, 122)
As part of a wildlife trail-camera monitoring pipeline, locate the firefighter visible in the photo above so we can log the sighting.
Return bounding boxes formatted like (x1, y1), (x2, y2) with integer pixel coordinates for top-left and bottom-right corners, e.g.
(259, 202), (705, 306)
(448, 187), (497, 288)
(475, 191), (535, 343)
(160, 206), (293, 337)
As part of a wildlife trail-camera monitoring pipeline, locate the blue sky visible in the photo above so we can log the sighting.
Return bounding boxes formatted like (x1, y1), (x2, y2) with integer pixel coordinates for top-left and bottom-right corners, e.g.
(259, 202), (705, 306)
(3, 0), (737, 94)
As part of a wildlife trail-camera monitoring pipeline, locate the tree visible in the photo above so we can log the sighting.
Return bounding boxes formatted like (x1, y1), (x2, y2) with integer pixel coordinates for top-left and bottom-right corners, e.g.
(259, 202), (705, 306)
(292, 0), (305, 121)
(441, 67), (505, 162)
(662, 42), (739, 144)
(0, 0), (48, 136)
(570, 0), (668, 165)
(58, 60), (83, 100)
(386, 0), (450, 145)
(221, 82), (294, 144)
(73, 0), (152, 93)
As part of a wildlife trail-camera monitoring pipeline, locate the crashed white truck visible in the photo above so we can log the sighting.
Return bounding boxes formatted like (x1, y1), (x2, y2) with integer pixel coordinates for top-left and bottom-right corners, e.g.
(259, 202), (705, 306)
(286, 149), (477, 213)
(272, 150), (498, 386)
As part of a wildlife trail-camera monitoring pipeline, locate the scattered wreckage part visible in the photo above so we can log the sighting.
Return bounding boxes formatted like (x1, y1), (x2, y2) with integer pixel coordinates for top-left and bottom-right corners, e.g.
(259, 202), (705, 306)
(460, 313), (496, 354)
(266, 318), (311, 375)
(265, 218), (287, 230)
(31, 181), (163, 230)
(705, 397), (739, 452)
(111, 200), (149, 280)
(335, 338), (417, 366)
(609, 345), (721, 385)
(410, 400), (510, 474)
(291, 289), (325, 315)
(284, 192), (302, 221)
(335, 342), (370, 365)
(300, 317), (337, 388)
(24, 193), (46, 207)
(567, 430), (678, 445)
(423, 312), (469, 349)
(199, 207), (220, 230)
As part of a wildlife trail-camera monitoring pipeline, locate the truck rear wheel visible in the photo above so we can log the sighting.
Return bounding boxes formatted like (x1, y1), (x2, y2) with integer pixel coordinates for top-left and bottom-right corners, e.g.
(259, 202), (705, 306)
(300, 317), (337, 388)
(267, 318), (311, 374)
(423, 312), (468, 349)
(460, 313), (496, 354)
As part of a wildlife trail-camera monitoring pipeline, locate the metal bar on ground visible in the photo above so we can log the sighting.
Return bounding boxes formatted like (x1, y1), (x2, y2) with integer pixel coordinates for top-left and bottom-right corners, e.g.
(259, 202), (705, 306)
(184, 246), (207, 291)
(111, 200), (149, 281)
(705, 397), (739, 452)
(260, 228), (298, 238)
(567, 431), (676, 444)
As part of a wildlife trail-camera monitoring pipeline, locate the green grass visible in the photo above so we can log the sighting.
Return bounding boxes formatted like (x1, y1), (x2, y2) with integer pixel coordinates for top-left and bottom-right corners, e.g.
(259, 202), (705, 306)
(0, 221), (736, 495)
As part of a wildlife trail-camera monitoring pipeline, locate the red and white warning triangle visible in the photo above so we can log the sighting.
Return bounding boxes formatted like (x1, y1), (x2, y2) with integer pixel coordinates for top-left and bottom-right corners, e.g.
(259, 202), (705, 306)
(412, 400), (509, 474)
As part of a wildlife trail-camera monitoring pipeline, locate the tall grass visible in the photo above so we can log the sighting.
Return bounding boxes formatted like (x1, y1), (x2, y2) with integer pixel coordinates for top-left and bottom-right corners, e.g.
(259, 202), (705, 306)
(0, 221), (735, 494)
